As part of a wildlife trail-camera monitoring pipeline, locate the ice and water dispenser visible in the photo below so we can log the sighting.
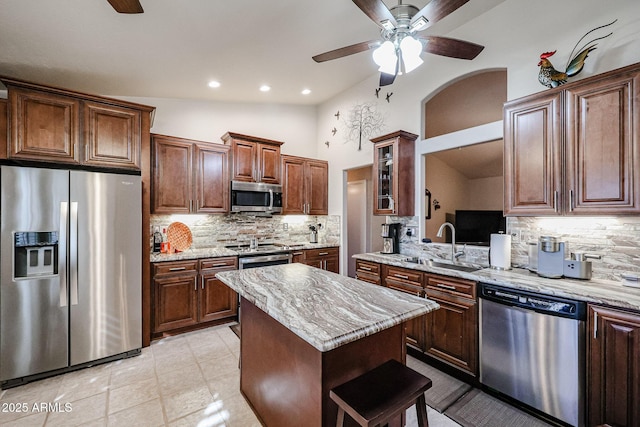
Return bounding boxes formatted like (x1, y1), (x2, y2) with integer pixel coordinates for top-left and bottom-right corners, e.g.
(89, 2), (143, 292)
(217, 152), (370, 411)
(14, 231), (59, 278)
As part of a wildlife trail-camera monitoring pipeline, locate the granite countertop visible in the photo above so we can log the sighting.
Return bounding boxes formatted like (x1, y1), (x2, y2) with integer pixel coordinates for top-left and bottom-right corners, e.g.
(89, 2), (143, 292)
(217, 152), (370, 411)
(353, 252), (640, 312)
(150, 242), (339, 262)
(215, 263), (439, 352)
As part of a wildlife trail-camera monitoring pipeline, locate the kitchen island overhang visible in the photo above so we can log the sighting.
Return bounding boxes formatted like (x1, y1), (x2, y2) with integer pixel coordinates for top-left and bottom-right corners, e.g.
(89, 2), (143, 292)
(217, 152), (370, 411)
(216, 263), (439, 427)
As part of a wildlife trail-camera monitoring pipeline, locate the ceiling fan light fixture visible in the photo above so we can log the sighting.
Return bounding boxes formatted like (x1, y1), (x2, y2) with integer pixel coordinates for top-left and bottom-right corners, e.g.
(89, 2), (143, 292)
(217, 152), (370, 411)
(400, 35), (423, 73)
(410, 16), (429, 32)
(380, 19), (395, 31)
(373, 40), (397, 75)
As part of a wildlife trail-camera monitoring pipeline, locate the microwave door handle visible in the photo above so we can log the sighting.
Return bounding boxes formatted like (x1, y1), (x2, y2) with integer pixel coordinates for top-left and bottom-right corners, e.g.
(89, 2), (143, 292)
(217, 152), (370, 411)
(59, 202), (68, 307)
(269, 189), (274, 211)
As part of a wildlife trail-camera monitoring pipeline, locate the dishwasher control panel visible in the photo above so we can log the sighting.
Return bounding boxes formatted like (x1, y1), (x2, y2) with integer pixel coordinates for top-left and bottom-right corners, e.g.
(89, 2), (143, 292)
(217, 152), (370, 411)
(480, 284), (586, 320)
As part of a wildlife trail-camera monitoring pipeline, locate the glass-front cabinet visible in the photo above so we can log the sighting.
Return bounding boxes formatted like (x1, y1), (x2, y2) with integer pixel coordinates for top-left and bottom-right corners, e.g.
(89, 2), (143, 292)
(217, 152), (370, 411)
(371, 130), (417, 216)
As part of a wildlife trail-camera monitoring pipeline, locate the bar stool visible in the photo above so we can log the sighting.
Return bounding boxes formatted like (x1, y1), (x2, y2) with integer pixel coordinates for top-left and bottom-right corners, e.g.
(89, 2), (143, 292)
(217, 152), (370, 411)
(329, 359), (432, 427)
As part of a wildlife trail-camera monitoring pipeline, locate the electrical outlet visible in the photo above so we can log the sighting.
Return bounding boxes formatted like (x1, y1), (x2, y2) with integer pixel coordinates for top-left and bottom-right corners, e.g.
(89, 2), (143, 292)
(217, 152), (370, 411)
(283, 223), (288, 231)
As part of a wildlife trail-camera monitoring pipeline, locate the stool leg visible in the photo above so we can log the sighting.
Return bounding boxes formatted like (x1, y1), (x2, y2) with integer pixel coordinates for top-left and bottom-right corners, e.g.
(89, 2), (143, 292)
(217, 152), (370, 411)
(336, 407), (345, 427)
(415, 394), (429, 427)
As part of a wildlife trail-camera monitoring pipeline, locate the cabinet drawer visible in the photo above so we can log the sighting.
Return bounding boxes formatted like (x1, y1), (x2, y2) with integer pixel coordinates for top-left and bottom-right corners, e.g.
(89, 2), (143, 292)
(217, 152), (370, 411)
(305, 247), (339, 259)
(425, 275), (476, 299)
(355, 260), (380, 275)
(153, 260), (198, 276)
(385, 266), (423, 286)
(200, 257), (237, 270)
(385, 278), (424, 297)
(356, 271), (381, 286)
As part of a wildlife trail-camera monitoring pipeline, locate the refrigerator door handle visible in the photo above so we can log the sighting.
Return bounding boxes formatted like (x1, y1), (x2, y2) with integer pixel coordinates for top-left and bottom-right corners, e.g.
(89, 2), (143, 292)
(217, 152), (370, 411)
(70, 201), (79, 306)
(59, 202), (68, 307)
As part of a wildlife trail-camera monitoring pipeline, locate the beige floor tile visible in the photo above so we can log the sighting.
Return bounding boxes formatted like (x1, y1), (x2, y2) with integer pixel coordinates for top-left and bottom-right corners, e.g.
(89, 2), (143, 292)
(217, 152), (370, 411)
(162, 385), (215, 422)
(108, 377), (160, 415)
(56, 369), (111, 403)
(110, 361), (156, 389)
(214, 392), (261, 427)
(46, 392), (107, 427)
(157, 363), (207, 396)
(168, 406), (229, 427)
(107, 398), (165, 427)
(207, 370), (241, 402)
(154, 351), (198, 374)
(0, 377), (63, 423)
(198, 353), (239, 382)
(0, 411), (47, 427)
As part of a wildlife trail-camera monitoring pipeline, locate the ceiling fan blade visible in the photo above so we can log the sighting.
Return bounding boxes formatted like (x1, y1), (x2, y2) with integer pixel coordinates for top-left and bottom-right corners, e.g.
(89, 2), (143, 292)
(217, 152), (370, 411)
(419, 36), (484, 60)
(107, 0), (143, 13)
(313, 40), (381, 63)
(352, 0), (397, 28)
(410, 0), (469, 30)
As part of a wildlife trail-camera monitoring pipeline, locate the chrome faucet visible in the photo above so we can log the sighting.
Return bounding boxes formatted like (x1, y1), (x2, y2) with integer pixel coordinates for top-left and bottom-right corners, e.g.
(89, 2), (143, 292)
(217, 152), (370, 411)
(436, 222), (465, 261)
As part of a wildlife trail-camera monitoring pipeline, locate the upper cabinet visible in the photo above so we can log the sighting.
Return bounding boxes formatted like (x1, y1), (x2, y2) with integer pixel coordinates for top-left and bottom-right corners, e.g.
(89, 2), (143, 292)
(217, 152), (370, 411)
(152, 134), (229, 214)
(0, 76), (154, 171)
(371, 130), (417, 216)
(281, 155), (328, 215)
(504, 63), (640, 215)
(0, 99), (7, 159)
(221, 132), (283, 184)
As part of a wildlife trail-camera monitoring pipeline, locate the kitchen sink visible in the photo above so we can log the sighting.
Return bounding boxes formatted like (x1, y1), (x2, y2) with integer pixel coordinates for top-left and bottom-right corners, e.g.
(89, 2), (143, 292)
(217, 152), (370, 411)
(403, 257), (481, 273)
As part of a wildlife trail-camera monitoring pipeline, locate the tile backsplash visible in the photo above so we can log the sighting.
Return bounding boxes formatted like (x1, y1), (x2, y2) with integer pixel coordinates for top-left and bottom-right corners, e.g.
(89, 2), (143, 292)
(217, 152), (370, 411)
(394, 215), (640, 281)
(150, 214), (340, 249)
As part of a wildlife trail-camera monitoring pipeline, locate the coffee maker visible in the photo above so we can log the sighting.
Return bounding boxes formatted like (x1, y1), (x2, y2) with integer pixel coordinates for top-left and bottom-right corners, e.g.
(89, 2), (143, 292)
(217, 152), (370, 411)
(381, 223), (401, 254)
(537, 236), (567, 278)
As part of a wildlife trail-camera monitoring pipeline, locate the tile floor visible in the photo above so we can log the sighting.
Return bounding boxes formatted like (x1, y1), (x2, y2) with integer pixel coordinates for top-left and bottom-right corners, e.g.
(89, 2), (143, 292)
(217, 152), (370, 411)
(0, 324), (460, 427)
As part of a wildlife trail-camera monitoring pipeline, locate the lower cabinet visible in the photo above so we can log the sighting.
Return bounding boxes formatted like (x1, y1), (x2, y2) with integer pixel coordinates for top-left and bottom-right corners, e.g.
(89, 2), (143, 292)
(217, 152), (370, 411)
(301, 247), (340, 273)
(587, 305), (640, 427)
(152, 257), (238, 337)
(355, 259), (381, 285)
(424, 275), (478, 377)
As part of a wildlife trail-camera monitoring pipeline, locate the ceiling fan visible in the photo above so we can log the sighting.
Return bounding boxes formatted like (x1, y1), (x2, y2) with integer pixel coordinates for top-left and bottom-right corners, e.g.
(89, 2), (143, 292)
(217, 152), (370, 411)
(107, 0), (144, 14)
(313, 0), (484, 86)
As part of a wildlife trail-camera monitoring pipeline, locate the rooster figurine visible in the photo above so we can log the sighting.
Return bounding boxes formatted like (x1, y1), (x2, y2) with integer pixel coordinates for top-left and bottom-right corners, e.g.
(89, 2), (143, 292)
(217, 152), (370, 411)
(538, 20), (616, 88)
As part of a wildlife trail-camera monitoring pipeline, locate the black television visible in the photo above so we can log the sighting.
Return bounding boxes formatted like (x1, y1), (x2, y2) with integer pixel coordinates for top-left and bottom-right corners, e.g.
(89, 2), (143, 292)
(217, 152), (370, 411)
(454, 210), (506, 246)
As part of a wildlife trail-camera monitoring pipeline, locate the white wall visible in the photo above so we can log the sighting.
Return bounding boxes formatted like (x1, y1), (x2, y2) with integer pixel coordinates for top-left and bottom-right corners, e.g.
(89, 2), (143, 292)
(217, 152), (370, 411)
(119, 96), (319, 158)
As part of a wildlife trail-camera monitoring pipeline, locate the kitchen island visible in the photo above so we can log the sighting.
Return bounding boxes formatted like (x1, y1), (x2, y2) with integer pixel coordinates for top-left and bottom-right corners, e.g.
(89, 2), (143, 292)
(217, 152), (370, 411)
(216, 263), (439, 427)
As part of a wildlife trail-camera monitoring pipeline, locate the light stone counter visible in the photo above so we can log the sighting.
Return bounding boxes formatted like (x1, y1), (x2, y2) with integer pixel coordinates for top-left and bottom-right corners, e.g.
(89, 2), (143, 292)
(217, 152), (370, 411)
(215, 263), (439, 352)
(353, 252), (640, 312)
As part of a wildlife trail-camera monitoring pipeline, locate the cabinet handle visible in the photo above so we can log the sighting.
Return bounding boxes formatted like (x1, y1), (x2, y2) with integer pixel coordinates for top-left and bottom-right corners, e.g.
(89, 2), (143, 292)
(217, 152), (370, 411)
(593, 311), (598, 339)
(211, 263), (227, 267)
(292, 252), (304, 256)
(194, 277), (197, 291)
(569, 190), (574, 212)
(201, 276), (205, 290)
(319, 252), (329, 256)
(195, 199), (199, 211)
(85, 144), (89, 161)
(360, 266), (372, 271)
(301, 203), (305, 214)
(436, 283), (457, 291)
(169, 267), (186, 271)
(553, 191), (559, 212)
(394, 274), (409, 279)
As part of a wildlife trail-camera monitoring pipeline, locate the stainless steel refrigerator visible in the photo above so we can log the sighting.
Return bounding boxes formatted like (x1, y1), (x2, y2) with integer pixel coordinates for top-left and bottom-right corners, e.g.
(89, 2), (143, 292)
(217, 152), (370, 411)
(1, 166), (142, 385)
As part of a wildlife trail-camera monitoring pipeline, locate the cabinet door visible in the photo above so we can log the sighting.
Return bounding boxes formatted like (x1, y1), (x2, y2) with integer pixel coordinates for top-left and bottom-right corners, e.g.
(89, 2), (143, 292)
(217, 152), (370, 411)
(0, 99), (7, 159)
(83, 101), (141, 170)
(424, 290), (477, 376)
(199, 271), (238, 323)
(306, 160), (328, 215)
(504, 91), (563, 215)
(373, 139), (397, 215)
(281, 156), (306, 214)
(258, 144), (280, 183)
(291, 251), (305, 264)
(152, 136), (193, 214)
(565, 71), (640, 214)
(153, 273), (198, 333)
(195, 144), (229, 213)
(588, 305), (640, 427)
(324, 257), (339, 274)
(231, 140), (257, 182)
(9, 87), (80, 164)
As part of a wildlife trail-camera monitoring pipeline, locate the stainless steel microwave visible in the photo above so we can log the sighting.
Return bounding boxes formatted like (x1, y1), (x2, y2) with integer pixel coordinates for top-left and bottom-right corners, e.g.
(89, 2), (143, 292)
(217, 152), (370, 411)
(230, 181), (283, 214)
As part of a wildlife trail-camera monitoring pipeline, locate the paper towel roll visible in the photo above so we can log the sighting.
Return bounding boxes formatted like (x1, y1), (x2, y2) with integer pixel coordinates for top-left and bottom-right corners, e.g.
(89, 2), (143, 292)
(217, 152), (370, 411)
(490, 233), (512, 270)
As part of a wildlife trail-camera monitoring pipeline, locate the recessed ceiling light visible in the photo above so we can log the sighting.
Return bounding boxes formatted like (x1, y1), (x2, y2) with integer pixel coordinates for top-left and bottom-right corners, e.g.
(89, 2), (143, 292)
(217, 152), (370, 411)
(208, 80), (221, 88)
(259, 85), (271, 92)
(301, 89), (311, 95)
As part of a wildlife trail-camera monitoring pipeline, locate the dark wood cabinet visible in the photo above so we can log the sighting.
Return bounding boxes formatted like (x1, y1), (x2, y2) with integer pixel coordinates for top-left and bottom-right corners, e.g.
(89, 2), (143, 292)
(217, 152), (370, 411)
(355, 259), (381, 285)
(504, 63), (640, 215)
(587, 305), (640, 427)
(1, 77), (153, 171)
(424, 275), (477, 376)
(0, 98), (7, 159)
(303, 247), (340, 274)
(221, 132), (283, 184)
(152, 134), (229, 214)
(281, 155), (328, 215)
(382, 265), (425, 351)
(152, 257), (238, 338)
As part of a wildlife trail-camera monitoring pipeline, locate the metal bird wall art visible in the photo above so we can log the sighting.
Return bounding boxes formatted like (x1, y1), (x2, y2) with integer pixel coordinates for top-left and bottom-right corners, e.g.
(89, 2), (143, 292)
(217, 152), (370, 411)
(538, 20), (616, 88)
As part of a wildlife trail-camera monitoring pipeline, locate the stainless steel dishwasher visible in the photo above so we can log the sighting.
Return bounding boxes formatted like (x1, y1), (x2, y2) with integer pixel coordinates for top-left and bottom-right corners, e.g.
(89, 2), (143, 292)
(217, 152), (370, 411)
(479, 283), (586, 427)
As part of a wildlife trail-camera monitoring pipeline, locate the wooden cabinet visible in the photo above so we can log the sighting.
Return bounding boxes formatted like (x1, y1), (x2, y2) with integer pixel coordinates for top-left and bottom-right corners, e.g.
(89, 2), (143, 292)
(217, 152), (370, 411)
(303, 247), (339, 273)
(504, 63), (640, 215)
(152, 134), (230, 214)
(382, 265), (425, 351)
(355, 259), (381, 285)
(1, 77), (153, 171)
(152, 257), (238, 337)
(281, 155), (328, 215)
(587, 305), (640, 427)
(424, 274), (477, 376)
(371, 130), (417, 216)
(221, 132), (283, 184)
(0, 98), (7, 159)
